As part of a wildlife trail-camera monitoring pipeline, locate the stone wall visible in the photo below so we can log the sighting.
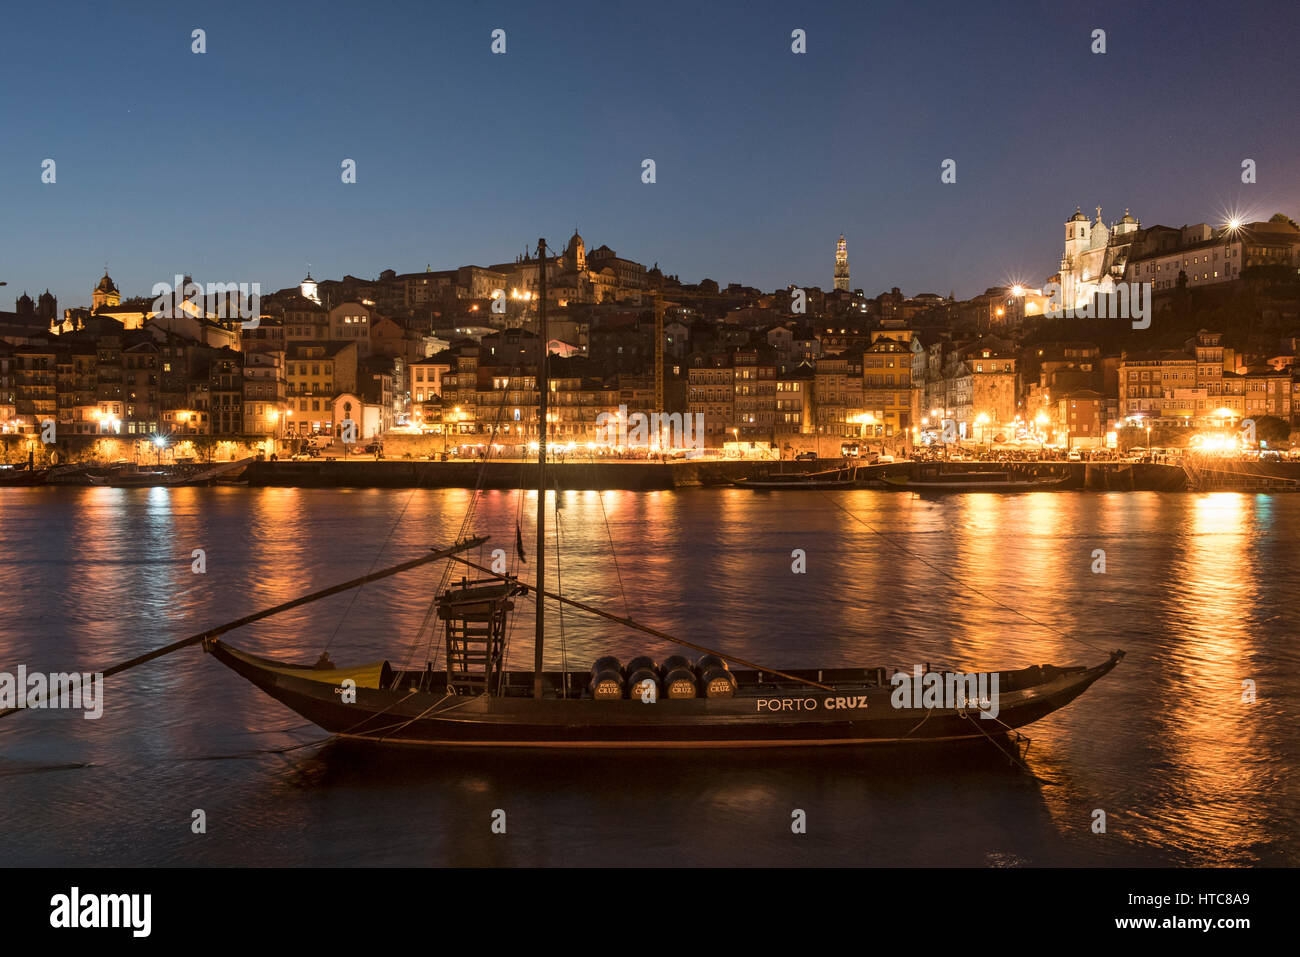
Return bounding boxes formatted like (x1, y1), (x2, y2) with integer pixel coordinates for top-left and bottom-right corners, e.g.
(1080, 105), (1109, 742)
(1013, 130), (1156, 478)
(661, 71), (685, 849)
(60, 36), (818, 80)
(0, 434), (278, 466)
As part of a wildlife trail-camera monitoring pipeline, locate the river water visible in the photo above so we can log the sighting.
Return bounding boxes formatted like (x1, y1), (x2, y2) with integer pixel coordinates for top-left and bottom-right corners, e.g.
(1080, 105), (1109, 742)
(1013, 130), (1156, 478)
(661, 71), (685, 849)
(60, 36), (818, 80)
(0, 486), (1295, 866)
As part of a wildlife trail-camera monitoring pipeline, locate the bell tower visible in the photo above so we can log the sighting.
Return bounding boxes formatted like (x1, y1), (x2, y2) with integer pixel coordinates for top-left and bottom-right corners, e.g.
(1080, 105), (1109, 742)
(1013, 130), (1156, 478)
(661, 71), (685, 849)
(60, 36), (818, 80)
(93, 269), (120, 311)
(834, 233), (850, 291)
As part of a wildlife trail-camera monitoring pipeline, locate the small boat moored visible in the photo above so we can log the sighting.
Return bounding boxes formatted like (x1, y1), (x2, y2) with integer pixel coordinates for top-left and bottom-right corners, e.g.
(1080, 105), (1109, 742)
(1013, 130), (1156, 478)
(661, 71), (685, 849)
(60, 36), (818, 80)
(884, 468), (1069, 493)
(734, 465), (871, 490)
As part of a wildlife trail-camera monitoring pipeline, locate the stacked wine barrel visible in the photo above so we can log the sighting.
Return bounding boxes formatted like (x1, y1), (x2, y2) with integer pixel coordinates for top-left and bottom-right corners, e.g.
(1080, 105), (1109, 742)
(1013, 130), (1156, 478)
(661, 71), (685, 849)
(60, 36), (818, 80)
(586, 654), (737, 699)
(589, 656), (626, 699)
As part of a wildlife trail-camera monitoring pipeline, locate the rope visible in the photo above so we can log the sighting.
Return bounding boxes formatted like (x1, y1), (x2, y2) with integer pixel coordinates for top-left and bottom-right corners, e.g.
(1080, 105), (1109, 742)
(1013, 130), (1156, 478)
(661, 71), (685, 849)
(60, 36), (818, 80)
(555, 503), (569, 697)
(597, 490), (632, 618)
(399, 344), (528, 674)
(959, 710), (1054, 783)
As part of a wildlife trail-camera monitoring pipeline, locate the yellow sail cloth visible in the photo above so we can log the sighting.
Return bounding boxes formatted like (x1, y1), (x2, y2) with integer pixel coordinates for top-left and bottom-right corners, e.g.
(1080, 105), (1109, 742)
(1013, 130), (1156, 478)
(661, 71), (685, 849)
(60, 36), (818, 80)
(221, 645), (391, 689)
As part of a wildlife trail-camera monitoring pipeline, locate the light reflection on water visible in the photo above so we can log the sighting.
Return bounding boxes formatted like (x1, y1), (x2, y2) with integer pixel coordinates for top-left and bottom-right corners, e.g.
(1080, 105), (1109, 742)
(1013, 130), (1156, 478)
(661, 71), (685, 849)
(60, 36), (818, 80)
(0, 486), (1295, 866)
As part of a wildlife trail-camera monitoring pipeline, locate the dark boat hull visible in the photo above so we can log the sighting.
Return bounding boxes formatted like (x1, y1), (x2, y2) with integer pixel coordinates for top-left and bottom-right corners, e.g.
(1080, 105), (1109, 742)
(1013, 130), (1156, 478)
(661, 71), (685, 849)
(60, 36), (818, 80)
(208, 641), (1122, 749)
(883, 476), (1069, 493)
(733, 467), (874, 490)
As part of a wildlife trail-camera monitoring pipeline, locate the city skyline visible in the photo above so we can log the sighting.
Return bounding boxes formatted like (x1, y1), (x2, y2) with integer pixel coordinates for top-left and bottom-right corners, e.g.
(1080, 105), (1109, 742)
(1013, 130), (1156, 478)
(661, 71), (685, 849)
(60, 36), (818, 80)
(3, 0), (1298, 309)
(10, 202), (1297, 317)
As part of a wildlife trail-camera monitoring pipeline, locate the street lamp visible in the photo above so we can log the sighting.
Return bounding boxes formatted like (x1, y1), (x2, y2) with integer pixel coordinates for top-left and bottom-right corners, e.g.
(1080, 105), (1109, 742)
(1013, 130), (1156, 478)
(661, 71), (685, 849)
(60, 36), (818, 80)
(976, 412), (990, 446)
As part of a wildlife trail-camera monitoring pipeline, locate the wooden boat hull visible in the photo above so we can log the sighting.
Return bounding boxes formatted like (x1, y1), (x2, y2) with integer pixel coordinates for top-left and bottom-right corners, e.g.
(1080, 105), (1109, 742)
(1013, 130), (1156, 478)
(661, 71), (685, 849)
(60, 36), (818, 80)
(733, 478), (866, 490)
(733, 467), (870, 490)
(883, 475), (1069, 493)
(104, 472), (171, 487)
(208, 640), (1122, 749)
(0, 467), (50, 487)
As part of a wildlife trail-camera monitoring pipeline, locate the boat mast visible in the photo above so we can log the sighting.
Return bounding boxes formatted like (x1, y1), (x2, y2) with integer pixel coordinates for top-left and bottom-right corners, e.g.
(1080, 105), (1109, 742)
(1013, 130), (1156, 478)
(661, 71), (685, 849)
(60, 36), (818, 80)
(533, 238), (548, 699)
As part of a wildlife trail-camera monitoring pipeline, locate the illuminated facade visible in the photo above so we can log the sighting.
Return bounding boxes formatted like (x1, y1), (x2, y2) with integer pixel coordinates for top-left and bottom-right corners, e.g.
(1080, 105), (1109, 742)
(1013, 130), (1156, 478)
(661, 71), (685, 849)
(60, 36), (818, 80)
(861, 337), (912, 440)
(1055, 206), (1140, 312)
(834, 234), (850, 291)
(92, 271), (121, 312)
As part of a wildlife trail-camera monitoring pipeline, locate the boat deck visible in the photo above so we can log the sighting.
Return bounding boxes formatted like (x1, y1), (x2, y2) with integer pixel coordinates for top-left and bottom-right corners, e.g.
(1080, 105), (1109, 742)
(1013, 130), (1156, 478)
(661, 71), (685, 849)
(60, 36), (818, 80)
(384, 662), (1083, 699)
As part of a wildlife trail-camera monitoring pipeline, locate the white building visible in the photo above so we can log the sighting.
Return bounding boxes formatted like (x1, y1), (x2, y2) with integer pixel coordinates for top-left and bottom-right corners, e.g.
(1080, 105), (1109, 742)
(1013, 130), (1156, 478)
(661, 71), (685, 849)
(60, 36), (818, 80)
(1053, 206), (1142, 311)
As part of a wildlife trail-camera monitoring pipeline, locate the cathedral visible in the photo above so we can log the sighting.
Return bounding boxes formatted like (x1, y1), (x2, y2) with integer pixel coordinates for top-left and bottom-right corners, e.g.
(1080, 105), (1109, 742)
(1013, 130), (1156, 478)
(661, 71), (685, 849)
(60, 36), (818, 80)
(13, 289), (57, 325)
(51, 269), (149, 334)
(1054, 206), (1141, 310)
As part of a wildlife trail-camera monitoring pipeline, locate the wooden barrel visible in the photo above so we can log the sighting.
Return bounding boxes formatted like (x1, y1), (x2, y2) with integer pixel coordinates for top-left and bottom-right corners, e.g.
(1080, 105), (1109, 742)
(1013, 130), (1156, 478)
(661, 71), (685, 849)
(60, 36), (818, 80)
(626, 656), (660, 702)
(590, 656), (624, 700)
(696, 654), (735, 698)
(701, 665), (736, 698)
(662, 655), (697, 699)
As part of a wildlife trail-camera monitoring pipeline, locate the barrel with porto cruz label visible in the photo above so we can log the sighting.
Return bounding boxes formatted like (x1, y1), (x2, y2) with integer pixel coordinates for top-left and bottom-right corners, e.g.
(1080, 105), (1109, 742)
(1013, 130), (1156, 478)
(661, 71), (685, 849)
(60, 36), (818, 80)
(700, 667), (736, 698)
(590, 656), (625, 700)
(625, 656), (661, 702)
(696, 654), (735, 698)
(661, 655), (698, 699)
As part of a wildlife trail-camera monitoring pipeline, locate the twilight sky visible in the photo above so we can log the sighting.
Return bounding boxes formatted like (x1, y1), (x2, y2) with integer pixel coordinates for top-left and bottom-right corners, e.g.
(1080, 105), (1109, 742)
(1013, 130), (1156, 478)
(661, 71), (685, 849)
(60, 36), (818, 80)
(2, 0), (1297, 311)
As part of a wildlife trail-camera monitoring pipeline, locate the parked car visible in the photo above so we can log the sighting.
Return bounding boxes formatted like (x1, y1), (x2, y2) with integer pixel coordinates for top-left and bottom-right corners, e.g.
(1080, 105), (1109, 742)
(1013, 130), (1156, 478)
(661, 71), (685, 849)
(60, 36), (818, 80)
(794, 451), (817, 461)
(876, 454), (895, 464)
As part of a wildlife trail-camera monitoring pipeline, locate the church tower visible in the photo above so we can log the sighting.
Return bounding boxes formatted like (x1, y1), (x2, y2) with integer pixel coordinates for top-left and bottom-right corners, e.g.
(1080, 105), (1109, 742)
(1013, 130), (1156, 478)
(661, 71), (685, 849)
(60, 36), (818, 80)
(37, 290), (56, 322)
(1060, 208), (1090, 307)
(834, 233), (850, 291)
(301, 271), (320, 304)
(1112, 208), (1140, 238)
(564, 229), (586, 273)
(92, 270), (120, 312)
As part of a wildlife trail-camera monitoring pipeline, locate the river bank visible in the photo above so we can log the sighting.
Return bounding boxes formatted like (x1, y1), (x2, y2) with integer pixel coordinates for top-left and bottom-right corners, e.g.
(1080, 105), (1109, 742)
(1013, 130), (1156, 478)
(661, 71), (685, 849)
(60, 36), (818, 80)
(8, 456), (1300, 491)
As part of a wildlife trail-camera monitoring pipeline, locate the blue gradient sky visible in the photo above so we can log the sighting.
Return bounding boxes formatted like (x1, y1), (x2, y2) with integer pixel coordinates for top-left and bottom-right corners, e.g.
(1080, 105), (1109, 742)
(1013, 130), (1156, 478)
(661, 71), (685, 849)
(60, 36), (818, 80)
(2, 0), (1296, 311)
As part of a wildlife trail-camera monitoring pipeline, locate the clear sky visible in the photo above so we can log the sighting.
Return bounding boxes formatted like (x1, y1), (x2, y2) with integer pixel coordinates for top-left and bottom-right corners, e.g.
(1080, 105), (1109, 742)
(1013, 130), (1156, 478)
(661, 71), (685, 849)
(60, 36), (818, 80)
(2, 0), (1296, 311)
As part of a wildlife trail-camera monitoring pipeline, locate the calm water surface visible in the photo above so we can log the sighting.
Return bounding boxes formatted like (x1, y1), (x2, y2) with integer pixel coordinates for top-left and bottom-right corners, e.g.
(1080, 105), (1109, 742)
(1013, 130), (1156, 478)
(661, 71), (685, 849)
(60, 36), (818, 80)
(0, 486), (1295, 866)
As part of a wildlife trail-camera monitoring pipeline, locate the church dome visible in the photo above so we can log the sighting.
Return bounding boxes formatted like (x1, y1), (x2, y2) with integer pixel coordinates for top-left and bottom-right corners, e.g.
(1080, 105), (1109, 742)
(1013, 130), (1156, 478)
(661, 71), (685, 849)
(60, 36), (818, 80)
(1072, 206), (1088, 222)
(1120, 208), (1137, 224)
(97, 272), (118, 294)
